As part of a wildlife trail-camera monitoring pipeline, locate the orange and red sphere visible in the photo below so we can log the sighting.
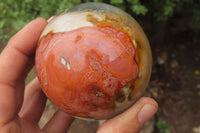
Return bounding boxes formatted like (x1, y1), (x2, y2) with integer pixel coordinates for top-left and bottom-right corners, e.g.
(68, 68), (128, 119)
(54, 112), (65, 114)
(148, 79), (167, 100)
(35, 3), (152, 119)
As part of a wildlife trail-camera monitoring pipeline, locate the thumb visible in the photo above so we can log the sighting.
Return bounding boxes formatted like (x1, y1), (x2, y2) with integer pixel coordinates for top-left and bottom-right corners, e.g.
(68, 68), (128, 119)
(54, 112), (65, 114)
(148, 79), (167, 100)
(97, 97), (158, 133)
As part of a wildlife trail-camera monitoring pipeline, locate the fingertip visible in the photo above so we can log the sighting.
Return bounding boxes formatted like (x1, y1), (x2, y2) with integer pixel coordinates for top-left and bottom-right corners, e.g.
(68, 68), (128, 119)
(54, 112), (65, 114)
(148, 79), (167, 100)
(97, 97), (158, 133)
(35, 17), (48, 25)
(11, 17), (47, 39)
(27, 17), (48, 35)
(137, 97), (158, 125)
(7, 17), (48, 56)
(138, 97), (159, 108)
(138, 103), (158, 125)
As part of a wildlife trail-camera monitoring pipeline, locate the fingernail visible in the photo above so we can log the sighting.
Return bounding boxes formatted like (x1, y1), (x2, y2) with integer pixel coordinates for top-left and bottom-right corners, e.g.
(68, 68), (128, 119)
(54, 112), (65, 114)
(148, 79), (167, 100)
(138, 104), (157, 125)
(47, 16), (55, 23)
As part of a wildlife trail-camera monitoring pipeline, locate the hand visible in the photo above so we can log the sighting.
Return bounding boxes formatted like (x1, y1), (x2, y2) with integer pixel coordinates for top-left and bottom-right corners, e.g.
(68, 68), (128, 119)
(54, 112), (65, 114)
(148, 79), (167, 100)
(0, 18), (158, 133)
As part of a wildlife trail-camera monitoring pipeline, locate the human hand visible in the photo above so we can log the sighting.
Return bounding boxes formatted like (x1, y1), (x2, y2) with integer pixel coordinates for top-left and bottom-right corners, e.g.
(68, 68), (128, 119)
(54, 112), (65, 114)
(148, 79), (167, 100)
(0, 18), (158, 133)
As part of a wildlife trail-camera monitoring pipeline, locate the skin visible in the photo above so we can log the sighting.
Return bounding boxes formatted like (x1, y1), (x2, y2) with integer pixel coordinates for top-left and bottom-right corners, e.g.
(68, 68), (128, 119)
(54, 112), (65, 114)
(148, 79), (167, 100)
(0, 18), (158, 133)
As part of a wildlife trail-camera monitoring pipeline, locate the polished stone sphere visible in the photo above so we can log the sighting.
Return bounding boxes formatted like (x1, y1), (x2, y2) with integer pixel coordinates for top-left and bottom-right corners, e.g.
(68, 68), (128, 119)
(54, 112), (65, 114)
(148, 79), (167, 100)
(35, 2), (152, 120)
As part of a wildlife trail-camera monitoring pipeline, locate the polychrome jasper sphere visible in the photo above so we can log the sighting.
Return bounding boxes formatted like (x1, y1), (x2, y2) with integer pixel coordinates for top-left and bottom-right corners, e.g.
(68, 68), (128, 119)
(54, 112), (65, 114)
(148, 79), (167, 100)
(35, 3), (152, 120)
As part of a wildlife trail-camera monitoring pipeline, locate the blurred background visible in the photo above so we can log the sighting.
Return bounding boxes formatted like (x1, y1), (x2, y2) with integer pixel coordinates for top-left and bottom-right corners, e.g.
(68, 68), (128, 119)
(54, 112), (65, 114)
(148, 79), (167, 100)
(0, 0), (200, 133)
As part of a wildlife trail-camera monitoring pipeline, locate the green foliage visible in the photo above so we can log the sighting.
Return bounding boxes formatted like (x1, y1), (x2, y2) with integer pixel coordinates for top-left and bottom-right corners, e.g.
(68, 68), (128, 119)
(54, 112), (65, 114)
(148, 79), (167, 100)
(128, 0), (148, 15)
(0, 0), (82, 42)
(0, 0), (200, 43)
(150, 0), (197, 21)
(110, 0), (126, 10)
(192, 4), (200, 25)
(156, 119), (171, 133)
(46, 99), (52, 106)
(153, 0), (176, 21)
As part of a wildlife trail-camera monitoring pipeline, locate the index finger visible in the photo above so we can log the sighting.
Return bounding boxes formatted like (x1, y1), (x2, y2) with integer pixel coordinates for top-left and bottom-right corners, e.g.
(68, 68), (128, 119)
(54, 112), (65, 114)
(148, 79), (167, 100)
(0, 18), (47, 127)
(0, 18), (47, 85)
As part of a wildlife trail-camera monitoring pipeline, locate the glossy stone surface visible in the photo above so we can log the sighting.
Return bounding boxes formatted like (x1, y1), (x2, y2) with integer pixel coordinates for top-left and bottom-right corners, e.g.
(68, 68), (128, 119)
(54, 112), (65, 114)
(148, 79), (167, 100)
(35, 3), (152, 119)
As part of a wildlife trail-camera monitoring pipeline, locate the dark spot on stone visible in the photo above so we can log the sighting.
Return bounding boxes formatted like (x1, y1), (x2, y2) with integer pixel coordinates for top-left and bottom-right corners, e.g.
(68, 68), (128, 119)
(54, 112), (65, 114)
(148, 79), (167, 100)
(115, 88), (125, 103)
(92, 86), (106, 98)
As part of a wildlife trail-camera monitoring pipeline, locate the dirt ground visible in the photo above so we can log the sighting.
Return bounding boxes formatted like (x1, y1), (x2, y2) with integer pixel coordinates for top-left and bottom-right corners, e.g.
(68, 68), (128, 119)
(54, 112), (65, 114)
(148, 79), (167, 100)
(145, 15), (200, 133)
(0, 14), (200, 133)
